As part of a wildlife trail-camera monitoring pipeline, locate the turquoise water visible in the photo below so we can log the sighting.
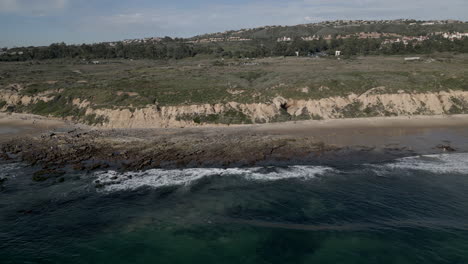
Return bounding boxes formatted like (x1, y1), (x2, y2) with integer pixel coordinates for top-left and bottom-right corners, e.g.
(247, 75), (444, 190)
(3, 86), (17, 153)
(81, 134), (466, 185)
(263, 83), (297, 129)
(1, 154), (468, 263)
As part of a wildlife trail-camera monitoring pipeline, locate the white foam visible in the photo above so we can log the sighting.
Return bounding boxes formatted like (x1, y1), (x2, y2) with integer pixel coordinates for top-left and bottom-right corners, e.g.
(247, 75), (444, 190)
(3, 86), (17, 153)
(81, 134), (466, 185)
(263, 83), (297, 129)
(376, 153), (468, 174)
(94, 153), (468, 192)
(94, 166), (334, 192)
(0, 163), (23, 178)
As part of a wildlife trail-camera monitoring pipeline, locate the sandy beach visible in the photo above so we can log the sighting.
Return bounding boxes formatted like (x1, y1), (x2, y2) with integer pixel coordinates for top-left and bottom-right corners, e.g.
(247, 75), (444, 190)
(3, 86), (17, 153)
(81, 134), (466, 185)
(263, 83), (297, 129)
(110, 114), (468, 152)
(0, 113), (70, 143)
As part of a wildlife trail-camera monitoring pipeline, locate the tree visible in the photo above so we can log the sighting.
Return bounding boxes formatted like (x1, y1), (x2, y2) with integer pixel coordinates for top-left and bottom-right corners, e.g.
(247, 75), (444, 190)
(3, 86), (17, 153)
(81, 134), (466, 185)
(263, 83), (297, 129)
(272, 42), (288, 56)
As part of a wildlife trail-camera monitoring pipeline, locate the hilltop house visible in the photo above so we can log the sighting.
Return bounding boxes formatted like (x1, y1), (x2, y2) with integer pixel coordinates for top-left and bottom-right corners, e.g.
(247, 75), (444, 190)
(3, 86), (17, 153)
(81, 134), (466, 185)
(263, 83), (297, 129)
(277, 36), (292, 42)
(442, 32), (468, 40)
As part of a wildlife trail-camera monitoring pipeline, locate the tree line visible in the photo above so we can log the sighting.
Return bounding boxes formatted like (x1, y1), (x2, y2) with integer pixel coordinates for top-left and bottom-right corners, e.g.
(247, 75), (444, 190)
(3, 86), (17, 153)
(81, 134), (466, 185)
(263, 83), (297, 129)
(1, 36), (468, 62)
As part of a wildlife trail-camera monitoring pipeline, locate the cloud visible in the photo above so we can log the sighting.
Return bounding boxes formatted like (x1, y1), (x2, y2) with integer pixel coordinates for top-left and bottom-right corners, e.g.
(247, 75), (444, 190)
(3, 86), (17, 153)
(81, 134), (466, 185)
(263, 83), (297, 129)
(0, 0), (68, 15)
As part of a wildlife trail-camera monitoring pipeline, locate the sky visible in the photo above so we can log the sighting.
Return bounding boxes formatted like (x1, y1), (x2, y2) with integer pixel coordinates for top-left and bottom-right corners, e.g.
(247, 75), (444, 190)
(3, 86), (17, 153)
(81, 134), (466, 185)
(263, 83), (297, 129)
(1, 0), (468, 47)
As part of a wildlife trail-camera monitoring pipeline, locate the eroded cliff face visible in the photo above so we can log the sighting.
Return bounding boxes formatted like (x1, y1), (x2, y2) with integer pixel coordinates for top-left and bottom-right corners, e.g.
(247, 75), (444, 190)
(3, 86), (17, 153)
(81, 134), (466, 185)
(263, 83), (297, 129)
(0, 84), (54, 107)
(81, 90), (468, 128)
(2, 85), (468, 128)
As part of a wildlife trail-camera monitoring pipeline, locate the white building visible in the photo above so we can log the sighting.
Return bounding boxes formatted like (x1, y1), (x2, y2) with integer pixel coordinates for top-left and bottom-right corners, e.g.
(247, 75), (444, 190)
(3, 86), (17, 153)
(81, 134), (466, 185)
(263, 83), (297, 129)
(277, 36), (292, 42)
(442, 32), (468, 40)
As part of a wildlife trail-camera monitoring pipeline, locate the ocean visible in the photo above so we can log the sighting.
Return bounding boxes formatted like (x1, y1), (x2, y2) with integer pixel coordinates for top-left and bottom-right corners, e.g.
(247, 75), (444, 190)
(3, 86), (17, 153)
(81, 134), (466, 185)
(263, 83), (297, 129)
(1, 153), (468, 263)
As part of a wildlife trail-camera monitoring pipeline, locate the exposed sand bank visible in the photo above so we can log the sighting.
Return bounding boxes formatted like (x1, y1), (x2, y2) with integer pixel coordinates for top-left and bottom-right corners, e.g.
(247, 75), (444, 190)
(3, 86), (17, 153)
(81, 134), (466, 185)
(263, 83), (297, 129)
(1, 113), (468, 148)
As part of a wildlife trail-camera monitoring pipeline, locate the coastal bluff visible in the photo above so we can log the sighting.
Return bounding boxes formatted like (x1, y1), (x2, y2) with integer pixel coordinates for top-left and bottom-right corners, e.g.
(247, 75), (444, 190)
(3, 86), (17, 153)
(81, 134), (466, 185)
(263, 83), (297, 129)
(1, 86), (468, 128)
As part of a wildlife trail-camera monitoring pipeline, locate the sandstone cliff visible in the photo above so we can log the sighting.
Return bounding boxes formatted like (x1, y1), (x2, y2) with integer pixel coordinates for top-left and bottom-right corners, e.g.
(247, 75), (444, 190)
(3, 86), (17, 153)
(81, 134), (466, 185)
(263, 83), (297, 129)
(1, 85), (468, 128)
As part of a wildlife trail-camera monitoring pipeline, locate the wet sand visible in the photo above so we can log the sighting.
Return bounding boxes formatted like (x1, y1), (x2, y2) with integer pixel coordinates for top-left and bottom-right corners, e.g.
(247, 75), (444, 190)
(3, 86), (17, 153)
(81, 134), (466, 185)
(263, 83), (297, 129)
(0, 113), (70, 143)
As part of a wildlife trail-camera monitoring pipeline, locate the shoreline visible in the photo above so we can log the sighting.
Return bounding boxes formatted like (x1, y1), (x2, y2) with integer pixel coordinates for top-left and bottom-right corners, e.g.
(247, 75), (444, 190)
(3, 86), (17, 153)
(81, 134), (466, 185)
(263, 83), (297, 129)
(254, 114), (468, 130)
(0, 113), (73, 143)
(1, 113), (468, 174)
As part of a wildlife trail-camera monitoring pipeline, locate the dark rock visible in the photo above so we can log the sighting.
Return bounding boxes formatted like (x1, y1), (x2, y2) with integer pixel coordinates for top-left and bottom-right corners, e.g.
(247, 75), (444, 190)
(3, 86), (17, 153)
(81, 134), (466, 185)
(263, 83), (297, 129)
(32, 169), (65, 182)
(436, 145), (456, 152)
(87, 163), (102, 171)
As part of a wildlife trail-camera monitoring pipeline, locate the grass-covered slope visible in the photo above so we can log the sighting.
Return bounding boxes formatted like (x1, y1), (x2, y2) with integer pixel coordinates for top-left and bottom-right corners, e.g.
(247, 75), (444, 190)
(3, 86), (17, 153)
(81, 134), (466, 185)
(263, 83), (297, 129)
(1, 53), (468, 127)
(1, 53), (467, 108)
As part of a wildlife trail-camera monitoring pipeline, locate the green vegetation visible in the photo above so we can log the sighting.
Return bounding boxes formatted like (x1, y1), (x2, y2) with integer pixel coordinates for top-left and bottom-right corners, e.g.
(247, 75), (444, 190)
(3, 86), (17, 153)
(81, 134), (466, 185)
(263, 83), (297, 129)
(20, 97), (108, 125)
(177, 110), (252, 125)
(197, 20), (468, 40)
(340, 102), (366, 118)
(2, 36), (468, 62)
(27, 97), (84, 118)
(0, 49), (467, 123)
(1, 54), (467, 110)
(1, 21), (467, 124)
(340, 101), (397, 118)
(449, 97), (468, 114)
(83, 114), (109, 125)
(2, 20), (468, 62)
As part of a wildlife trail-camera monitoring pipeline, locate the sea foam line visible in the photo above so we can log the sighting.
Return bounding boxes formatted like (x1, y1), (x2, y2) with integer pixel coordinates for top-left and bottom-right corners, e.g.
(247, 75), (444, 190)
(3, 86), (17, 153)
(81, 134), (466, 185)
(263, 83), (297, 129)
(373, 152), (468, 174)
(94, 166), (334, 192)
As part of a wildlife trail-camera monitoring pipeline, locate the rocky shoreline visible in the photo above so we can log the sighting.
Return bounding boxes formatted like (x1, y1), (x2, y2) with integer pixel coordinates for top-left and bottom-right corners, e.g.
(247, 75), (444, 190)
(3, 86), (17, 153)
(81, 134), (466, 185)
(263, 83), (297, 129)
(0, 128), (339, 173)
(0, 128), (449, 182)
(1, 114), (467, 184)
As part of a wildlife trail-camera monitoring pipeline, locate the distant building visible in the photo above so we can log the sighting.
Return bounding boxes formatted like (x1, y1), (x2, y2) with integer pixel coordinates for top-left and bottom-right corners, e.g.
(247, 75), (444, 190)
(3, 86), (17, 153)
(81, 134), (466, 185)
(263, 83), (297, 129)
(302, 35), (320, 41)
(442, 32), (468, 40)
(277, 36), (292, 42)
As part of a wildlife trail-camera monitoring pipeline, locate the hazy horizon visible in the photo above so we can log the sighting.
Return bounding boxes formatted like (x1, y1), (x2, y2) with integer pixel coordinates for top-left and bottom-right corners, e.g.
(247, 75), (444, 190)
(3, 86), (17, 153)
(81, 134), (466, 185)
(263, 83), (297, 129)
(1, 0), (468, 47)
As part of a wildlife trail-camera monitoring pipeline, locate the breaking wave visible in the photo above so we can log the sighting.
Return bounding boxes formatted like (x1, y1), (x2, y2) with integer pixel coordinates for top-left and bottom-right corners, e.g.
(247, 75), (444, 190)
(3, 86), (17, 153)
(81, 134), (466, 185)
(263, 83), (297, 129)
(93, 153), (468, 192)
(373, 153), (468, 175)
(94, 166), (334, 192)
